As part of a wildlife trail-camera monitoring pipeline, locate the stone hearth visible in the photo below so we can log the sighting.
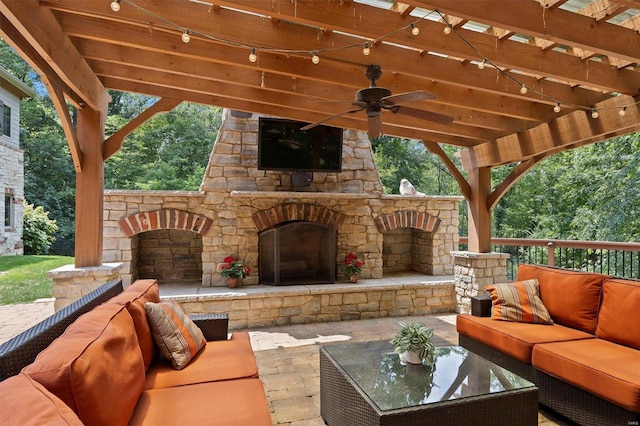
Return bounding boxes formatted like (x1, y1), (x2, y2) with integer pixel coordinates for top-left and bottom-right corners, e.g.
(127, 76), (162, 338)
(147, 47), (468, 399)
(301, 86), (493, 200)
(103, 110), (461, 287)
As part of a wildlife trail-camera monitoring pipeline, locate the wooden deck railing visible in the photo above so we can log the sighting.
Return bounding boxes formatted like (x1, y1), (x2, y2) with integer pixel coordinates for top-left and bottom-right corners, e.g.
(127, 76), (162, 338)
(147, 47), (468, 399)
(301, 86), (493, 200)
(458, 237), (640, 280)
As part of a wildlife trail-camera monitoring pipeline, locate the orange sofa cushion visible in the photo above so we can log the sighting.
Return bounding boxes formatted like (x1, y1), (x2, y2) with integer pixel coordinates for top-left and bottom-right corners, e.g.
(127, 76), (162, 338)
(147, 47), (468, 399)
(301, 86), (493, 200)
(533, 338), (640, 413)
(517, 264), (605, 333)
(596, 278), (640, 350)
(0, 373), (83, 425)
(129, 378), (272, 426)
(457, 314), (594, 363)
(107, 279), (160, 370)
(145, 331), (259, 389)
(22, 303), (145, 426)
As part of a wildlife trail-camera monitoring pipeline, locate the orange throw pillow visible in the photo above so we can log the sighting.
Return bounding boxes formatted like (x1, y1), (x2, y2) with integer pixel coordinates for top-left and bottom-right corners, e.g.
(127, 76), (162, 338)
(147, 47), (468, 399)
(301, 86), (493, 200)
(486, 279), (553, 324)
(145, 300), (206, 370)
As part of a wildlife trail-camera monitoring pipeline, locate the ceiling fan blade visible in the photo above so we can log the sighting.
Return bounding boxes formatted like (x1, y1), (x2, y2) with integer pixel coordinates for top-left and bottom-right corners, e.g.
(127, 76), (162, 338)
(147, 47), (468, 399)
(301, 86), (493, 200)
(382, 90), (436, 106)
(301, 107), (364, 131)
(393, 106), (455, 125)
(367, 114), (383, 138)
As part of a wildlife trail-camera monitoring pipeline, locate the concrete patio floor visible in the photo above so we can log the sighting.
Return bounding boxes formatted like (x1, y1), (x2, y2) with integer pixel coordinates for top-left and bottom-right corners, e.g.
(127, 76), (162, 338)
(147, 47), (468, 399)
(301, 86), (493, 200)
(0, 303), (569, 425)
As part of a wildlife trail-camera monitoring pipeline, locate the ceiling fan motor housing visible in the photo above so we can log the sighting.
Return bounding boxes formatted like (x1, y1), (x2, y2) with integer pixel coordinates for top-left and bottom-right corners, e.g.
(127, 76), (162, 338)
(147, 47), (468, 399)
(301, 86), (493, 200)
(355, 87), (392, 106)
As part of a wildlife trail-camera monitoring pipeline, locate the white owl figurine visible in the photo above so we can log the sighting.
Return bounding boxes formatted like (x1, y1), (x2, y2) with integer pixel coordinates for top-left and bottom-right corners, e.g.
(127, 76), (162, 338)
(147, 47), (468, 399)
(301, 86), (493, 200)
(399, 179), (424, 196)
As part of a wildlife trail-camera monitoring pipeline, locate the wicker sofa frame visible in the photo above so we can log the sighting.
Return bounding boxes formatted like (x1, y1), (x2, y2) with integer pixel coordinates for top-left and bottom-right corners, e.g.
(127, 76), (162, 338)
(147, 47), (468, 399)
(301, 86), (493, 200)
(459, 333), (639, 426)
(0, 280), (230, 382)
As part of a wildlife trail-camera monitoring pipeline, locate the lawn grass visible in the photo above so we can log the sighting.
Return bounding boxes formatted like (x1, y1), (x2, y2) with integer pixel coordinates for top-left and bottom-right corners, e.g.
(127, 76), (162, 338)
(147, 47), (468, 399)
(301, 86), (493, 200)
(0, 255), (74, 305)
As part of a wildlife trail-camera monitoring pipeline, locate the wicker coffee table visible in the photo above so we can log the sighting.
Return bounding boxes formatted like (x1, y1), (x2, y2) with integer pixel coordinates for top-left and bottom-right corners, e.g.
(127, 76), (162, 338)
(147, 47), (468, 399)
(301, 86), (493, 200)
(319, 341), (538, 426)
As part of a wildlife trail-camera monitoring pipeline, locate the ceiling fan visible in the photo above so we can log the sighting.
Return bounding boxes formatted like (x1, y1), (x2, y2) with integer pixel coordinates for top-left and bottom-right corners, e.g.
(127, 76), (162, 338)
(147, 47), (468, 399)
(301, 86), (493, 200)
(302, 64), (454, 138)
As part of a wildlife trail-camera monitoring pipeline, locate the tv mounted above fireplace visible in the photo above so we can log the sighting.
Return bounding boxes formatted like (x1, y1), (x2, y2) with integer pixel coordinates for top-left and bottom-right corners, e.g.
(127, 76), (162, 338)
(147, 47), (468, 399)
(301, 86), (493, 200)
(258, 118), (343, 172)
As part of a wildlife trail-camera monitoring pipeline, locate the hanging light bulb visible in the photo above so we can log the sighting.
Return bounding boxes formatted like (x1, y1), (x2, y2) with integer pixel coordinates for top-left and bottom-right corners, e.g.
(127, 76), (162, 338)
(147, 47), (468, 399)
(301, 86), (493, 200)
(477, 59), (486, 70)
(519, 85), (528, 95)
(110, 0), (121, 12)
(443, 25), (452, 35)
(553, 103), (561, 113)
(248, 48), (258, 63)
(181, 29), (191, 43)
(311, 51), (320, 64)
(619, 107), (627, 117)
(362, 42), (371, 56)
(410, 23), (420, 36)
(591, 109), (599, 119)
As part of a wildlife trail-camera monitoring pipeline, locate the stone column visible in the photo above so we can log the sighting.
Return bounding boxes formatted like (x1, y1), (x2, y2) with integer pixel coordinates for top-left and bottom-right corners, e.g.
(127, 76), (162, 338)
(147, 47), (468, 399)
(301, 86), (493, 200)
(451, 251), (509, 313)
(47, 263), (123, 311)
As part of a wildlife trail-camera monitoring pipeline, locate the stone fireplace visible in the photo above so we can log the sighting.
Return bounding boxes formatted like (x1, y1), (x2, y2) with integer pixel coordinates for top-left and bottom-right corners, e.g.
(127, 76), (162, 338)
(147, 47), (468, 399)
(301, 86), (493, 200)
(103, 110), (461, 287)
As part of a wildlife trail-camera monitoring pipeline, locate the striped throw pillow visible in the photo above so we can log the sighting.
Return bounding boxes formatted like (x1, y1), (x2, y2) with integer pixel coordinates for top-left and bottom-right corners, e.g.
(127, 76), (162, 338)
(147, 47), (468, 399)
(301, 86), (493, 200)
(145, 300), (206, 370)
(485, 279), (553, 324)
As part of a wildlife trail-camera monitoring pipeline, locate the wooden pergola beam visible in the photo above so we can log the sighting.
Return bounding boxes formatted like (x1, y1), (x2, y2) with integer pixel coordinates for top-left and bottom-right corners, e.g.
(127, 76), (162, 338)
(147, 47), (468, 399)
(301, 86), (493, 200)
(461, 95), (640, 169)
(103, 98), (182, 160)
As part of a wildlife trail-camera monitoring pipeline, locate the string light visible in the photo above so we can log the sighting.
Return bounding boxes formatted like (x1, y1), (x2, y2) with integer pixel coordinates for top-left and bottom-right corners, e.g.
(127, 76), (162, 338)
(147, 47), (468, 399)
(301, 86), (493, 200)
(362, 42), (371, 56)
(181, 29), (191, 43)
(248, 48), (258, 63)
(109, 1), (640, 119)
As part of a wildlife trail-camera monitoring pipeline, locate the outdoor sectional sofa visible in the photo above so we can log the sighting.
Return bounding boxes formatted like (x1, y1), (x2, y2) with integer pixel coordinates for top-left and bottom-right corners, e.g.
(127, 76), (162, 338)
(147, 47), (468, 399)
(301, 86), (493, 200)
(457, 263), (640, 426)
(0, 279), (272, 425)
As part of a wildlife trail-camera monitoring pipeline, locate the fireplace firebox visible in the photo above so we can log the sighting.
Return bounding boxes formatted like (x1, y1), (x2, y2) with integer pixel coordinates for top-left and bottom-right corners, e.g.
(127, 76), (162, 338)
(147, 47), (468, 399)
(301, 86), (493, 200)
(259, 222), (336, 285)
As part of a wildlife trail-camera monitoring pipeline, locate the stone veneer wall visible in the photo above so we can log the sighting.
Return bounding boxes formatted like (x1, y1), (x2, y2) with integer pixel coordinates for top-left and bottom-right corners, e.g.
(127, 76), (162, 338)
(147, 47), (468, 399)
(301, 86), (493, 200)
(138, 230), (202, 283)
(451, 251), (509, 313)
(103, 110), (461, 287)
(0, 142), (24, 255)
(174, 281), (456, 329)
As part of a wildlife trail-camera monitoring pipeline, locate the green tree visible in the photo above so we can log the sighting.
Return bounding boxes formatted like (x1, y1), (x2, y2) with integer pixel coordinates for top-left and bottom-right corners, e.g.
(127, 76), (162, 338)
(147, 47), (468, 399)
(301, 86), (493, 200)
(22, 202), (59, 254)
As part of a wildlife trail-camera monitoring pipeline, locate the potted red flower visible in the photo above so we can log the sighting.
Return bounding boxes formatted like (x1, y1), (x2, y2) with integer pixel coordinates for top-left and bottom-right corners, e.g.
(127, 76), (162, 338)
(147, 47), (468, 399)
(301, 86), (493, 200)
(345, 252), (365, 283)
(220, 256), (250, 288)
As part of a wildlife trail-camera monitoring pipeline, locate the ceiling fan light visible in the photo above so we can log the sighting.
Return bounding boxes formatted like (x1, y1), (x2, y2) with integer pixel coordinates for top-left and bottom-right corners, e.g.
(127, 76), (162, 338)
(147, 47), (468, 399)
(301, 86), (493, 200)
(110, 0), (121, 12)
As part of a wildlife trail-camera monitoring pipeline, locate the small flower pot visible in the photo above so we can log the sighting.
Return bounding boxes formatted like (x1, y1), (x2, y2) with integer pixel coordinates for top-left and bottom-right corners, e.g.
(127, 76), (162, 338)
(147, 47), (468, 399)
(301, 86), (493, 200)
(227, 278), (240, 288)
(349, 275), (359, 283)
(405, 351), (422, 365)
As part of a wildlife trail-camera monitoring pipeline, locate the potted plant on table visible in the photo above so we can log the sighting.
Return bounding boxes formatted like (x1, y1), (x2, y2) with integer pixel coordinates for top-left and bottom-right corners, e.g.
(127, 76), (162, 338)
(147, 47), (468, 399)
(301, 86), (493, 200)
(220, 256), (250, 288)
(344, 252), (365, 283)
(390, 321), (436, 366)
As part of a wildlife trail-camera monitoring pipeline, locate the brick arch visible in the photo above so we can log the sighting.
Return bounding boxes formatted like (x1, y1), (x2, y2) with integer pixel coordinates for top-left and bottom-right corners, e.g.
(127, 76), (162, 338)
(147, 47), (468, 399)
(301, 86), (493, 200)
(118, 209), (213, 237)
(251, 203), (344, 232)
(374, 211), (440, 234)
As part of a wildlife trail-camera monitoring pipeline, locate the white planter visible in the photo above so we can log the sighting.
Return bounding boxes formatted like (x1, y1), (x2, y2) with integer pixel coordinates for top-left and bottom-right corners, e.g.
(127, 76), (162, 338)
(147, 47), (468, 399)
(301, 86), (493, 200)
(405, 351), (422, 365)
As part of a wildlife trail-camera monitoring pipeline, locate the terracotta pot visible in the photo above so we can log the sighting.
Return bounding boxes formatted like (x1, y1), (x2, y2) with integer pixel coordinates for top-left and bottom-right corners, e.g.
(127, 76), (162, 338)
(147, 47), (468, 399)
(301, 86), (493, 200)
(227, 277), (240, 288)
(349, 275), (359, 283)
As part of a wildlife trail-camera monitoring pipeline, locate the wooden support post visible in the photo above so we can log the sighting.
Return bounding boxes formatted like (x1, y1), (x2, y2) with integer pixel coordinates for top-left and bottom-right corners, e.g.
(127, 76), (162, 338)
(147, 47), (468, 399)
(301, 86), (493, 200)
(74, 106), (105, 267)
(467, 167), (492, 253)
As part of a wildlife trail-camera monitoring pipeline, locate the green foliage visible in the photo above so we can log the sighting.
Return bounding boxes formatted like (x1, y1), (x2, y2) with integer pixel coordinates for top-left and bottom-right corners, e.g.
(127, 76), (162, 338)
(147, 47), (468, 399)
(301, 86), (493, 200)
(22, 202), (59, 255)
(390, 321), (436, 366)
(0, 255), (73, 304)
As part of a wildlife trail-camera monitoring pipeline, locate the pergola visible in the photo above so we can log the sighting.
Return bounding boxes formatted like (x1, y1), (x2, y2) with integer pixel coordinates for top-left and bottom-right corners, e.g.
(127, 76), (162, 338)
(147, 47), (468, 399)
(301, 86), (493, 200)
(1, 0), (639, 268)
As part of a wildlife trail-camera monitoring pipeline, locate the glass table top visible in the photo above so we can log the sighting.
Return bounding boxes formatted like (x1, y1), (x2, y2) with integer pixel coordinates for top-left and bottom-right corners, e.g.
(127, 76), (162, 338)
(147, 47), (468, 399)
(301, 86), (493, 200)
(322, 341), (535, 412)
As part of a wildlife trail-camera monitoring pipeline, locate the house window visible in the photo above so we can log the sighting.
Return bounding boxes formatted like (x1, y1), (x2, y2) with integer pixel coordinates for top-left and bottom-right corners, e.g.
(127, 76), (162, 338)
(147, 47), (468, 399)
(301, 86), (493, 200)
(4, 193), (13, 228)
(2, 105), (10, 137)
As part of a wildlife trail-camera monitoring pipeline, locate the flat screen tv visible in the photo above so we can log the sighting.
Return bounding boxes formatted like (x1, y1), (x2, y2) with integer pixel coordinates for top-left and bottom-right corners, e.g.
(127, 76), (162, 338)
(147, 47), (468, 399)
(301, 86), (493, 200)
(258, 118), (343, 172)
